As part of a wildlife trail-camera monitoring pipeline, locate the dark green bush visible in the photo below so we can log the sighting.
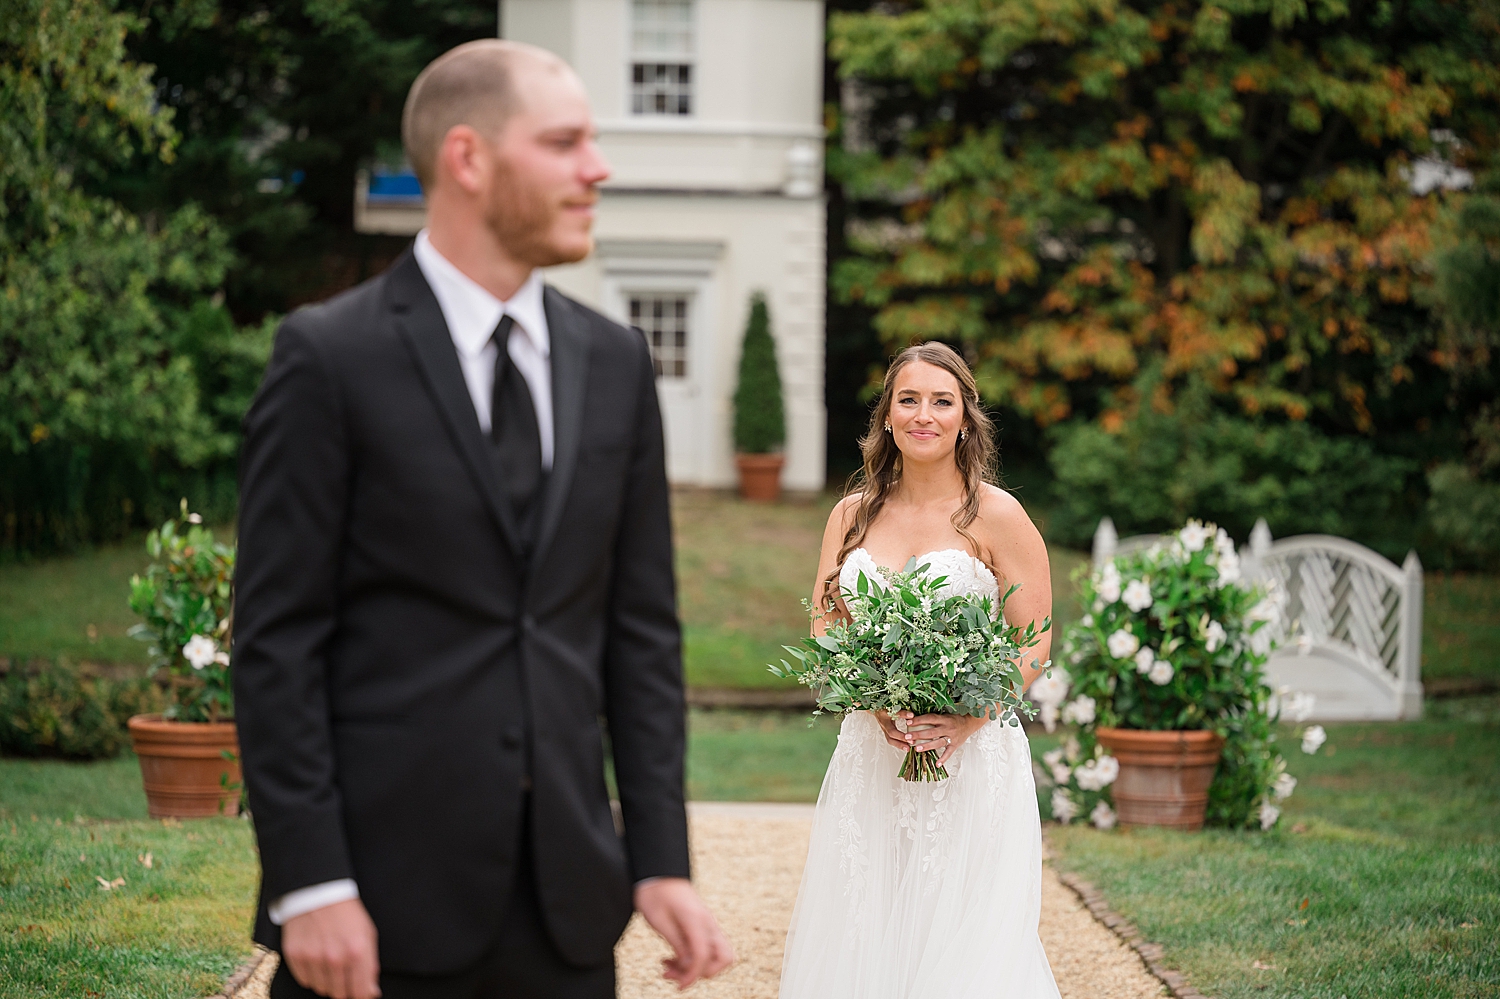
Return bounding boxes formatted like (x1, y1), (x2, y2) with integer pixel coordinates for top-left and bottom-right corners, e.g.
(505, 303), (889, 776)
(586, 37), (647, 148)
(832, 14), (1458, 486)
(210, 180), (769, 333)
(1046, 409), (1418, 558)
(732, 293), (786, 454)
(1426, 463), (1500, 570)
(0, 660), (162, 759)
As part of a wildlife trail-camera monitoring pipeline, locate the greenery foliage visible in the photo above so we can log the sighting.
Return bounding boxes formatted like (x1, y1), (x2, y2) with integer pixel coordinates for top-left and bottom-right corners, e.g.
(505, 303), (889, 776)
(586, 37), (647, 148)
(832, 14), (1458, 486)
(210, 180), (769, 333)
(0, 0), (273, 556)
(1047, 521), (1292, 828)
(772, 558), (1046, 779)
(0, 660), (161, 759)
(826, 0), (1500, 552)
(1045, 400), (1417, 556)
(732, 293), (788, 454)
(127, 507), (236, 723)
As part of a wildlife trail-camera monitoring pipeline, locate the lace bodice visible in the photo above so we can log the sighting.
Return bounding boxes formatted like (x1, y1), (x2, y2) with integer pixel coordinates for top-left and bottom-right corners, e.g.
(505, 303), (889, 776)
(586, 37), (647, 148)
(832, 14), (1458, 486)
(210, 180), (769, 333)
(839, 547), (999, 603)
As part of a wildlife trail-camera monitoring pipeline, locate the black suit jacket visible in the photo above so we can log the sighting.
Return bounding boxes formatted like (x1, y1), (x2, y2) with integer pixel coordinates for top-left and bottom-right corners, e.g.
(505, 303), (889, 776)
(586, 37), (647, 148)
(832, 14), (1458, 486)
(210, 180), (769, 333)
(232, 251), (689, 974)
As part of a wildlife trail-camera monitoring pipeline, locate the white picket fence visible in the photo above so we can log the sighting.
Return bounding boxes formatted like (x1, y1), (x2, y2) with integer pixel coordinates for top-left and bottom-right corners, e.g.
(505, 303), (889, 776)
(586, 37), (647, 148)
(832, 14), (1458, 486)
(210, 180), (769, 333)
(1092, 518), (1425, 721)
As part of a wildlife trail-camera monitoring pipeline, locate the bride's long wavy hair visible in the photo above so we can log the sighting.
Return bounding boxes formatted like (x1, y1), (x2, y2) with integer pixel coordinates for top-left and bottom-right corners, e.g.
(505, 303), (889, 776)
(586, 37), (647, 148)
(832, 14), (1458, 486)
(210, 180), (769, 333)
(821, 342), (999, 611)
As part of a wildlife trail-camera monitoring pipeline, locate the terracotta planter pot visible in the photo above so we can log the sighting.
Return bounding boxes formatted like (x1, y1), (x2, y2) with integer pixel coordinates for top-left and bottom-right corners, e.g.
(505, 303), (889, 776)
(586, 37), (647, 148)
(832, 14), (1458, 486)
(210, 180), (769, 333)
(735, 453), (785, 502)
(127, 715), (242, 819)
(1094, 727), (1225, 831)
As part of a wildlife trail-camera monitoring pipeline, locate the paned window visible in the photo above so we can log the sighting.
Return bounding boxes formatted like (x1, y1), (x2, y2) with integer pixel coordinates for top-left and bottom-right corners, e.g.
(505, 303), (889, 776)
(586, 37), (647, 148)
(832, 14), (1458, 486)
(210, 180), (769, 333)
(631, 0), (693, 116)
(630, 295), (690, 378)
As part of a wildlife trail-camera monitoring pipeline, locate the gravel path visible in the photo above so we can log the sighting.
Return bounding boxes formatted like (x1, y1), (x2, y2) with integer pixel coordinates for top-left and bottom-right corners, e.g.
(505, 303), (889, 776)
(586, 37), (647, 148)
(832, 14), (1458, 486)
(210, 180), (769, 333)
(618, 803), (1164, 999)
(236, 802), (1162, 998)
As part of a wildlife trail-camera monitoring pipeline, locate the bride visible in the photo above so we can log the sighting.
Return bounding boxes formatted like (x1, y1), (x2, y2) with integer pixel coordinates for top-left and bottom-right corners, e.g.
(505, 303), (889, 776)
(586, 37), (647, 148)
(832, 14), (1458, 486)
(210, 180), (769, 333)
(779, 342), (1061, 999)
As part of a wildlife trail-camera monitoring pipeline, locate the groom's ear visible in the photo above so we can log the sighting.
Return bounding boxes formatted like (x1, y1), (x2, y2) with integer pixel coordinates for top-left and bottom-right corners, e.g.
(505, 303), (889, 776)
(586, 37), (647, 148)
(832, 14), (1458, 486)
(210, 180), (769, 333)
(434, 124), (498, 198)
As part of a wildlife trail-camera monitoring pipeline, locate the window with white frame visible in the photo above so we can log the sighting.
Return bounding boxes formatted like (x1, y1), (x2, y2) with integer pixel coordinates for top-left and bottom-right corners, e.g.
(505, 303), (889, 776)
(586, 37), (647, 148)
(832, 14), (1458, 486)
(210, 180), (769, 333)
(630, 294), (691, 378)
(631, 0), (694, 116)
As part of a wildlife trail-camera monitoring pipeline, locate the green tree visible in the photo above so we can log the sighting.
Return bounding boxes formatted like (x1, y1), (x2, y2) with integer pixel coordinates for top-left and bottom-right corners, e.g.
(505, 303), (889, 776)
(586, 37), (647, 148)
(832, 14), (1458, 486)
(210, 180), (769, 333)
(827, 0), (1500, 545)
(103, 0), (498, 320)
(733, 293), (788, 454)
(0, 0), (248, 554)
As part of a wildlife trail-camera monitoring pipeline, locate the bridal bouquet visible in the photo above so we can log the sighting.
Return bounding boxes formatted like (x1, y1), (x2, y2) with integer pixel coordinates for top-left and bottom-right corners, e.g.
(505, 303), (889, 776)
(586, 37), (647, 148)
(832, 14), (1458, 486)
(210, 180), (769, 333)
(770, 559), (1049, 781)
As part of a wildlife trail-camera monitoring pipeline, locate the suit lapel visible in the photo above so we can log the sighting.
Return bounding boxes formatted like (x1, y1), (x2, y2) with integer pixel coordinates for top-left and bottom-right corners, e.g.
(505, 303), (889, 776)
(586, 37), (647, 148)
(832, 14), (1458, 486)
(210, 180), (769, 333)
(530, 287), (590, 573)
(387, 252), (523, 556)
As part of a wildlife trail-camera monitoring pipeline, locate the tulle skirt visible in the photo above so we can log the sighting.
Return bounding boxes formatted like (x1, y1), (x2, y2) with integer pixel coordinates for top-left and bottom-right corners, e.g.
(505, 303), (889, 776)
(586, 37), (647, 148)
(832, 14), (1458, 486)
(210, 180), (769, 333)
(779, 712), (1061, 999)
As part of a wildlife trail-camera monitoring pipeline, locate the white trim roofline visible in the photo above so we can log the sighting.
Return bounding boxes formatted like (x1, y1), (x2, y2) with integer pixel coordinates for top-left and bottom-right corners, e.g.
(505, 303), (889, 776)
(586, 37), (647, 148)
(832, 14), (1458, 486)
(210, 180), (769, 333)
(596, 117), (824, 139)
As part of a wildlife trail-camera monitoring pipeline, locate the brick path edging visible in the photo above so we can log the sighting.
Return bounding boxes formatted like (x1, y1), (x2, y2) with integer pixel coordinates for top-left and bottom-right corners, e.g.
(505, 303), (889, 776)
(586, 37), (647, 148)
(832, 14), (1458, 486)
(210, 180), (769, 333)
(1055, 871), (1208, 999)
(212, 946), (274, 998)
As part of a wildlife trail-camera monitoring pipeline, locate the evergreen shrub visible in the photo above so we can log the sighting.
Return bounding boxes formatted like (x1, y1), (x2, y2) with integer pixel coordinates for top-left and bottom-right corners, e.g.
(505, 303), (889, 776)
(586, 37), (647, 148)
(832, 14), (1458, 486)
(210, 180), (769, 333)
(1046, 409), (1417, 559)
(732, 293), (786, 454)
(0, 659), (162, 759)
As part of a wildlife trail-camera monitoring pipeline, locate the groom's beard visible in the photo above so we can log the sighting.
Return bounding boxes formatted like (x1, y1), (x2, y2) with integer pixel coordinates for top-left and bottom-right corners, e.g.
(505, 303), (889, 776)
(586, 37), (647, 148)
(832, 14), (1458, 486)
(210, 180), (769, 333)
(484, 159), (595, 268)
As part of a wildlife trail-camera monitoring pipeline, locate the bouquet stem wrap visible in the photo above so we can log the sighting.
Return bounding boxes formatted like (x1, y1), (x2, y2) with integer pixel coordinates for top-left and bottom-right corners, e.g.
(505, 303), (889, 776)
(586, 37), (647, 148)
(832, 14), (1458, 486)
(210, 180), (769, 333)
(771, 556), (1050, 782)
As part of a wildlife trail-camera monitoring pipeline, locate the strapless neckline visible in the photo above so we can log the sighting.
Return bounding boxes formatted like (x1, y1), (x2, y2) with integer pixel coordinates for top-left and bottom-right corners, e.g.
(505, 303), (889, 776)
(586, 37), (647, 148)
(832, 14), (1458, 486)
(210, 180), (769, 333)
(840, 547), (999, 602)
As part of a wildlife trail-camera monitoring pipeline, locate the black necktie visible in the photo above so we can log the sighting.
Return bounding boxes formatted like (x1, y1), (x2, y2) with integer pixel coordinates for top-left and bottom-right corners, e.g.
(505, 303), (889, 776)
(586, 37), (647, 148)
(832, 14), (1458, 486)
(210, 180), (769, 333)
(490, 315), (543, 530)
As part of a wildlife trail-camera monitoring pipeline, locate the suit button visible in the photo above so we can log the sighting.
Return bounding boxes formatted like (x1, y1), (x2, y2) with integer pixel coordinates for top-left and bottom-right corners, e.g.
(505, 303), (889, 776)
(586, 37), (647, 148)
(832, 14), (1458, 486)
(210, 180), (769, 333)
(502, 729), (522, 749)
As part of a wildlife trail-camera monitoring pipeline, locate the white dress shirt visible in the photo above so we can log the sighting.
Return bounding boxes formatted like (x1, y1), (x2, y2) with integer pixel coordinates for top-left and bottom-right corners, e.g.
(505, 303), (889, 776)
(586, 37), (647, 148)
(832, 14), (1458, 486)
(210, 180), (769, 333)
(267, 233), (557, 927)
(414, 229), (555, 468)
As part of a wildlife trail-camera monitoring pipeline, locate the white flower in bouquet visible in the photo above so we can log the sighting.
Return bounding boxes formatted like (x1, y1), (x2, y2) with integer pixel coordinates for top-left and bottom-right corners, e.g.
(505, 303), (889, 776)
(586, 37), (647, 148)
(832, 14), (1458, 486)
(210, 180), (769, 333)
(1051, 788), (1080, 824)
(1081, 614), (1094, 627)
(1259, 800), (1281, 830)
(1061, 695), (1096, 726)
(1148, 660), (1175, 685)
(1285, 692), (1317, 723)
(1133, 646), (1155, 674)
(1301, 725), (1327, 754)
(1075, 755), (1119, 791)
(1096, 562), (1122, 603)
(1091, 800), (1117, 830)
(182, 634), (219, 671)
(1273, 773), (1298, 801)
(1179, 520), (1210, 552)
(1123, 578), (1153, 612)
(1204, 620), (1227, 653)
(1063, 735), (1082, 763)
(1214, 527), (1236, 559)
(1107, 628), (1140, 659)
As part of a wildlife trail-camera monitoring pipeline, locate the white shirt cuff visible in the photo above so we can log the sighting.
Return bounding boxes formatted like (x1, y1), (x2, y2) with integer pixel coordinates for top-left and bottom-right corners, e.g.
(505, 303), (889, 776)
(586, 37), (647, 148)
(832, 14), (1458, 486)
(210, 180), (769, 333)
(268, 879), (361, 925)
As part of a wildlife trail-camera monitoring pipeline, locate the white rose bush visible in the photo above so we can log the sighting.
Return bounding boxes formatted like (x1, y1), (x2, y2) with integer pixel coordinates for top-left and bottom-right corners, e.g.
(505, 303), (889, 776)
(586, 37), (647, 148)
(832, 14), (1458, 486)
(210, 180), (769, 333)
(128, 502), (237, 723)
(771, 558), (1049, 781)
(1045, 520), (1322, 830)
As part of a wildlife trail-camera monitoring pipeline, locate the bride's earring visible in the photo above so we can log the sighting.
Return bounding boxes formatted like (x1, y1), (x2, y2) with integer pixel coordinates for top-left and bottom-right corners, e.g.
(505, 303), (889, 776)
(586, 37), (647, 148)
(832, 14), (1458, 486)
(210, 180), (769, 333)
(960, 427), (969, 442)
(884, 421), (892, 433)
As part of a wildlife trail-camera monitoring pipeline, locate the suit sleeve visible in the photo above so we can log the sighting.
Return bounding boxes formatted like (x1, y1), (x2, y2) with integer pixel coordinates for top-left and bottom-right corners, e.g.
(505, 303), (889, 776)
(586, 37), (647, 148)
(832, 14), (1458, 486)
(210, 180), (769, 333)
(602, 335), (692, 883)
(233, 314), (356, 900)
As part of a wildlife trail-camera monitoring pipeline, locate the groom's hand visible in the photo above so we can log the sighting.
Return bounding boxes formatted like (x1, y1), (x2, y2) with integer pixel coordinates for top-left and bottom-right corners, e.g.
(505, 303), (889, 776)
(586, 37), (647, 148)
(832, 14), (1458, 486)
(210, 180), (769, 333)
(633, 877), (735, 989)
(281, 898), (382, 999)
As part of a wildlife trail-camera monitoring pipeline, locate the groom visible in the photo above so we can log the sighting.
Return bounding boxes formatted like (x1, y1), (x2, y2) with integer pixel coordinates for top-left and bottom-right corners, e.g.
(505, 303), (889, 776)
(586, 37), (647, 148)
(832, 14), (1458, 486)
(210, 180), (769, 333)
(233, 40), (733, 999)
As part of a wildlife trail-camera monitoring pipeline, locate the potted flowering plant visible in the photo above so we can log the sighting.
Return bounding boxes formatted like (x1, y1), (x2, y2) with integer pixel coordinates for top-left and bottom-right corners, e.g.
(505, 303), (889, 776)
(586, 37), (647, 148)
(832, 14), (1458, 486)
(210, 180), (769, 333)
(126, 502), (241, 818)
(1034, 520), (1319, 832)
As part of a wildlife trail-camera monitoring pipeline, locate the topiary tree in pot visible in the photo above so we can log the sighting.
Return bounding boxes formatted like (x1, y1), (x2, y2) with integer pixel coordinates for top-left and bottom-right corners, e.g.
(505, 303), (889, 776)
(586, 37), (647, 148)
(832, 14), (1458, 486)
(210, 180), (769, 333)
(732, 292), (786, 501)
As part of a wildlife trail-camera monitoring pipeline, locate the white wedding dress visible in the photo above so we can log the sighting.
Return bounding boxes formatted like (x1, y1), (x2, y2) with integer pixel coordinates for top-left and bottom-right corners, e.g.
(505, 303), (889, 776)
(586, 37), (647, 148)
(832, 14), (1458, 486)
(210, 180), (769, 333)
(779, 549), (1061, 999)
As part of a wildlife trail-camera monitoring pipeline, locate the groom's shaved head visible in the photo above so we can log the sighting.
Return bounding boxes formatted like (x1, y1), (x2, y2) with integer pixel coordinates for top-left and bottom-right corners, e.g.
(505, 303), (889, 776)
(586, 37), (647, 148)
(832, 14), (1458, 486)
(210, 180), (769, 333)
(401, 39), (570, 189)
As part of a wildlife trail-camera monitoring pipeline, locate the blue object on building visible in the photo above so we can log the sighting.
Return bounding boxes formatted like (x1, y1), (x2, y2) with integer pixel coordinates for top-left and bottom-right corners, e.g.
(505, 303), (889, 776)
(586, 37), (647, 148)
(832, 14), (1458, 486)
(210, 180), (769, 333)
(367, 169), (424, 204)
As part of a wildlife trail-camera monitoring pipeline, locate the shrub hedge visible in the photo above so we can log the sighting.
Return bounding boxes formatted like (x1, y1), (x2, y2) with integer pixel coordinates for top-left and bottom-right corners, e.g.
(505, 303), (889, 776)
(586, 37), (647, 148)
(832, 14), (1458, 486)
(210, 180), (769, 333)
(0, 660), (162, 760)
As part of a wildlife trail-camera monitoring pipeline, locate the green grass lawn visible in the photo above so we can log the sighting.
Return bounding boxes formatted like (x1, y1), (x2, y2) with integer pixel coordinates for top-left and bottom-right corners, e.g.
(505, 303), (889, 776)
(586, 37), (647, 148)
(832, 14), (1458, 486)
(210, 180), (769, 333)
(1423, 572), (1500, 685)
(0, 539), (154, 670)
(1045, 696), (1500, 999)
(0, 756), (258, 999)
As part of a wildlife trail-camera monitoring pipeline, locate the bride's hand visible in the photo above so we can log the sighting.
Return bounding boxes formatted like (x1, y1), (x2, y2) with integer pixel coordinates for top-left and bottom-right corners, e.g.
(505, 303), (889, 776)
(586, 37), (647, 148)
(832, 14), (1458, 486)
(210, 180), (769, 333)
(872, 710), (917, 752)
(903, 713), (988, 767)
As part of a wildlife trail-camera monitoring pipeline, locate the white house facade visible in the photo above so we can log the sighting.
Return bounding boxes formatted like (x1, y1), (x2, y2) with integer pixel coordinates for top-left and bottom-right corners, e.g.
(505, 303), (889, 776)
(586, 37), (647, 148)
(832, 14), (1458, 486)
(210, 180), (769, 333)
(356, 0), (828, 491)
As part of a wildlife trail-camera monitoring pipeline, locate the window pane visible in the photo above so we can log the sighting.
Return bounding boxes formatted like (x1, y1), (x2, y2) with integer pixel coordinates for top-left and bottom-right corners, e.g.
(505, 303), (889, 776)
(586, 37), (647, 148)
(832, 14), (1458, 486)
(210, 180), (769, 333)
(629, 294), (691, 380)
